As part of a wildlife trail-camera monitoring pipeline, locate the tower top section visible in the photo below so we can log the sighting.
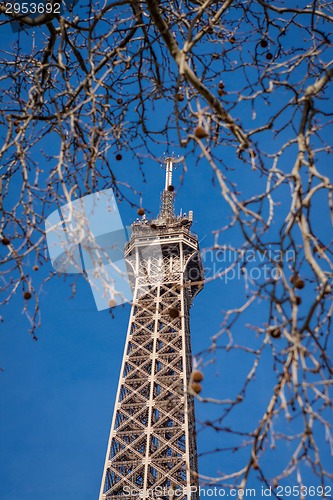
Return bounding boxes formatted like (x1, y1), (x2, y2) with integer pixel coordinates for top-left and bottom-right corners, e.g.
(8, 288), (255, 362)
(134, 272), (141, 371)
(125, 155), (203, 298)
(131, 154), (194, 234)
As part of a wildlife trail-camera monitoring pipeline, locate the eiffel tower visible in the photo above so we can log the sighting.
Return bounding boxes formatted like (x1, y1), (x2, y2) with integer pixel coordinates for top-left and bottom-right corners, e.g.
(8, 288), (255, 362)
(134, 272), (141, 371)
(98, 157), (204, 500)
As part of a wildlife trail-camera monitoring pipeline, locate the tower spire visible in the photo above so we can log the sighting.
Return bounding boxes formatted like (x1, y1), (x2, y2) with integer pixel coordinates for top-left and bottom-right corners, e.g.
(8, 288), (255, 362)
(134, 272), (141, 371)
(164, 156), (173, 190)
(158, 154), (179, 222)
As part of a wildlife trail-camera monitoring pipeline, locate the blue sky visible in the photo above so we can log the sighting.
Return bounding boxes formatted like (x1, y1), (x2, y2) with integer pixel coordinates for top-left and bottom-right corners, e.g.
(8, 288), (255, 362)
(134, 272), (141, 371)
(1, 6), (333, 500)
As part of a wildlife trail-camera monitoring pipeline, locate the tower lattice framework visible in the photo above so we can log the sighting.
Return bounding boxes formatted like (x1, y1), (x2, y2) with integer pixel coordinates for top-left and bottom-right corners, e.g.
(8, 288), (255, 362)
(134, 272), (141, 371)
(99, 159), (204, 500)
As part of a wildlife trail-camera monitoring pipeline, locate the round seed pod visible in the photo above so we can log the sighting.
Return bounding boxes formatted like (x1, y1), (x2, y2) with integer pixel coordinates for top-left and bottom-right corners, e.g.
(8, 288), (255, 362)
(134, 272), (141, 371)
(295, 295), (302, 305)
(167, 185), (174, 192)
(23, 291), (32, 300)
(116, 153), (122, 161)
(117, 97), (123, 104)
(108, 299), (117, 308)
(260, 39), (268, 48)
(229, 36), (236, 43)
(192, 370), (203, 383)
(177, 93), (185, 102)
(218, 89), (225, 97)
(191, 382), (202, 394)
(266, 52), (273, 60)
(150, 223), (157, 229)
(33, 265), (39, 271)
(269, 326), (281, 339)
(137, 208), (145, 216)
(218, 81), (225, 89)
(168, 307), (180, 319)
(1, 237), (10, 246)
(294, 277), (305, 289)
(194, 126), (208, 139)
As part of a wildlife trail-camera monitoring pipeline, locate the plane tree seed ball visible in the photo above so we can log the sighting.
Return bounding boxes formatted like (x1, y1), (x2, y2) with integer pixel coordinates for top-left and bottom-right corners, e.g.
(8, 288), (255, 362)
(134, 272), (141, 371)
(192, 371), (203, 383)
(116, 153), (122, 161)
(1, 237), (10, 245)
(294, 277), (305, 289)
(260, 39), (268, 48)
(33, 265), (39, 271)
(24, 291), (32, 300)
(168, 307), (180, 319)
(137, 208), (145, 216)
(266, 52), (273, 60)
(269, 326), (281, 339)
(167, 185), (174, 192)
(191, 383), (202, 394)
(194, 126), (208, 139)
(177, 93), (184, 102)
(290, 274), (305, 289)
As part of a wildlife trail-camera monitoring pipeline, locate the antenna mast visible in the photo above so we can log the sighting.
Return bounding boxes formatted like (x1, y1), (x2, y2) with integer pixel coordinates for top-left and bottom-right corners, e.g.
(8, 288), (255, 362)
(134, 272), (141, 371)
(164, 157), (173, 190)
(158, 153), (182, 221)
